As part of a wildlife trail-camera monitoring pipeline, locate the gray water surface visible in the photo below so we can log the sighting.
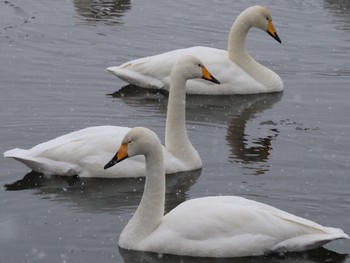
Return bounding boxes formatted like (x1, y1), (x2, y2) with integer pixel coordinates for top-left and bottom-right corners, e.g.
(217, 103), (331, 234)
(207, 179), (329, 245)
(1, 0), (349, 262)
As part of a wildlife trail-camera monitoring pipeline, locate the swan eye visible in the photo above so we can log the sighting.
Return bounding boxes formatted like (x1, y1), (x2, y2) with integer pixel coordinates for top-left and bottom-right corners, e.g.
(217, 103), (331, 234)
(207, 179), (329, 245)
(128, 140), (133, 144)
(266, 17), (269, 20)
(198, 64), (202, 67)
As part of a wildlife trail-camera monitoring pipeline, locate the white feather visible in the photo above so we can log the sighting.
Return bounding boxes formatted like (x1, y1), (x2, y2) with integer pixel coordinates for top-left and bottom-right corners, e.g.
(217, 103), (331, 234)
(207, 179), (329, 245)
(107, 6), (284, 95)
(4, 56), (216, 177)
(115, 127), (349, 257)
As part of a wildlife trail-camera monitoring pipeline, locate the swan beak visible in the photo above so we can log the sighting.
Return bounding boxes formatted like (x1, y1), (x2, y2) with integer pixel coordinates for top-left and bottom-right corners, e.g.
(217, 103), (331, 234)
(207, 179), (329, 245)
(104, 143), (128, 170)
(201, 66), (220, 84)
(266, 20), (282, 43)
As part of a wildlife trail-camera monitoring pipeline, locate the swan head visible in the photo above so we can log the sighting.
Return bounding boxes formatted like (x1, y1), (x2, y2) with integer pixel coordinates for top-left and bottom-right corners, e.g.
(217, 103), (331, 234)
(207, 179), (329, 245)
(172, 55), (220, 84)
(104, 127), (161, 169)
(241, 5), (281, 43)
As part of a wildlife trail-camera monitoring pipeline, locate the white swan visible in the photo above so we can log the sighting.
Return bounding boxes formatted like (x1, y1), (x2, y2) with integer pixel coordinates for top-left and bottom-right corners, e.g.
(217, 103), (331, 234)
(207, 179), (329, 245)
(4, 56), (219, 178)
(107, 5), (283, 95)
(105, 127), (349, 257)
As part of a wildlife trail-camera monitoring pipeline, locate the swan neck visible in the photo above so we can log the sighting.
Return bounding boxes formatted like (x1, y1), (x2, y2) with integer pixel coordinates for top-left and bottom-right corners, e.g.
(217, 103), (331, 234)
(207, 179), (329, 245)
(227, 12), (282, 91)
(165, 73), (192, 156)
(228, 15), (251, 61)
(120, 148), (165, 246)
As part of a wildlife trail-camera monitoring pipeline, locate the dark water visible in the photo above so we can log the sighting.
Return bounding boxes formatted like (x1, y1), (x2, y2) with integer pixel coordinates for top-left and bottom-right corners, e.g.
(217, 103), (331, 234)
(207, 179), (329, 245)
(1, 0), (349, 262)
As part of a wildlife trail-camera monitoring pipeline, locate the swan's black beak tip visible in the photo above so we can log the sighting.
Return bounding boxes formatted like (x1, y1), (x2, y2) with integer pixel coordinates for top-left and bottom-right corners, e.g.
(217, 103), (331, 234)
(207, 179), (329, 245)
(211, 75), (220, 84)
(104, 154), (118, 170)
(267, 30), (282, 44)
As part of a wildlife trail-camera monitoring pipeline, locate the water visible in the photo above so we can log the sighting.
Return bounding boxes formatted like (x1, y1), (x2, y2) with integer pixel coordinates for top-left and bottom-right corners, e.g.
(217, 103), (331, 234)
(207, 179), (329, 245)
(1, 0), (349, 262)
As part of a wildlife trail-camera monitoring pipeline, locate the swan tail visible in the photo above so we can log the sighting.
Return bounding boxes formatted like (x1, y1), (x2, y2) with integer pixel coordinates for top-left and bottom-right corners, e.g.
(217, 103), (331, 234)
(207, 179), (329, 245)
(4, 148), (79, 176)
(4, 148), (27, 159)
(272, 228), (349, 253)
(107, 66), (165, 90)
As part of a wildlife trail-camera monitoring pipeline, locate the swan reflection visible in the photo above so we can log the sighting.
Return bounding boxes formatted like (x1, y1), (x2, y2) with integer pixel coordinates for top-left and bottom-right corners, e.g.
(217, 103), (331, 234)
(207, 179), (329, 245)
(119, 246), (348, 263)
(73, 0), (131, 25)
(323, 0), (350, 18)
(225, 94), (282, 175)
(4, 169), (201, 214)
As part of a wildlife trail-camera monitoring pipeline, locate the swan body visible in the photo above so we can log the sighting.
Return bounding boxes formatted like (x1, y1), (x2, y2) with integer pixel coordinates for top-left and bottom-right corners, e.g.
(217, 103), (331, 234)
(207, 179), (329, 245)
(4, 56), (219, 177)
(4, 126), (184, 178)
(107, 5), (283, 95)
(105, 127), (349, 257)
(4, 126), (132, 177)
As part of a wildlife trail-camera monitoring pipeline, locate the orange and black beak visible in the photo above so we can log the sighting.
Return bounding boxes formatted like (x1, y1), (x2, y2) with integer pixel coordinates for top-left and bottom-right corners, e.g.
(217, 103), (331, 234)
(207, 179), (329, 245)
(201, 66), (220, 84)
(266, 20), (281, 44)
(104, 143), (128, 170)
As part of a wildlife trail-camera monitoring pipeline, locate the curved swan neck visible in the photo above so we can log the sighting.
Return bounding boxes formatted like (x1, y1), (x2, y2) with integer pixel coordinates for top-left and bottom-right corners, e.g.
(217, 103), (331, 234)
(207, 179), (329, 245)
(227, 12), (251, 62)
(227, 8), (283, 92)
(165, 71), (195, 158)
(119, 147), (165, 247)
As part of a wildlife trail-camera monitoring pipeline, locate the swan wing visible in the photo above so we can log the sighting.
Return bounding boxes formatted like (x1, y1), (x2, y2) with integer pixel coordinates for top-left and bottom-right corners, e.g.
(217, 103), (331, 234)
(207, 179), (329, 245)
(4, 126), (192, 177)
(108, 47), (263, 94)
(139, 196), (348, 257)
(4, 126), (144, 177)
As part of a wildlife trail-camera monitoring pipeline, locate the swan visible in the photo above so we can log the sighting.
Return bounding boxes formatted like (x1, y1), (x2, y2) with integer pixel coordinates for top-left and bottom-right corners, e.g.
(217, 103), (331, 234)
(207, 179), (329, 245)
(107, 5), (283, 95)
(4, 56), (219, 178)
(104, 126), (349, 257)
